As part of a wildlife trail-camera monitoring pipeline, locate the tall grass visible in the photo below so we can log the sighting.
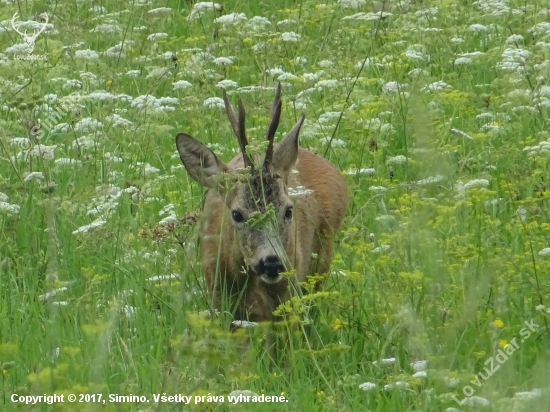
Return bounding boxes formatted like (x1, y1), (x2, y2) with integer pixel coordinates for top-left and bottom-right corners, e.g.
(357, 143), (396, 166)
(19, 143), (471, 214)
(1, 0), (549, 410)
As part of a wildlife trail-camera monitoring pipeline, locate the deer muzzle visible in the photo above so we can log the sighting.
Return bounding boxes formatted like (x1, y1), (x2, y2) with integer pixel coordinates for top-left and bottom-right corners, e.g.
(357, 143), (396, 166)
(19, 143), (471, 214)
(255, 255), (285, 284)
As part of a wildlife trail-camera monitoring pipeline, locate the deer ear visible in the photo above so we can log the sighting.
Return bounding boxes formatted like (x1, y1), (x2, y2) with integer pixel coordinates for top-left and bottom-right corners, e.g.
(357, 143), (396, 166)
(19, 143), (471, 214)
(272, 114), (305, 178)
(176, 133), (228, 189)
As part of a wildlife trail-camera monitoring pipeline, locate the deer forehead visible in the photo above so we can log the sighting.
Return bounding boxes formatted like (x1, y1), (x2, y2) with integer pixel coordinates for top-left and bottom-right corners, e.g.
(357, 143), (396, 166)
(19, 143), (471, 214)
(232, 174), (289, 212)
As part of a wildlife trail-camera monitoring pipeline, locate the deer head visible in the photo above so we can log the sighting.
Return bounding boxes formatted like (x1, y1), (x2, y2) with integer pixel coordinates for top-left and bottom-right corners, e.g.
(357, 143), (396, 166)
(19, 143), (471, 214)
(11, 12), (49, 54)
(176, 84), (306, 284)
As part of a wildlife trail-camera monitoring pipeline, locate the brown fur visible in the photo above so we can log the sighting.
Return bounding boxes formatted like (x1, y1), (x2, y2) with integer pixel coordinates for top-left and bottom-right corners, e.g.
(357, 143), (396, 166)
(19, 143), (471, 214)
(176, 85), (348, 325)
(199, 148), (348, 322)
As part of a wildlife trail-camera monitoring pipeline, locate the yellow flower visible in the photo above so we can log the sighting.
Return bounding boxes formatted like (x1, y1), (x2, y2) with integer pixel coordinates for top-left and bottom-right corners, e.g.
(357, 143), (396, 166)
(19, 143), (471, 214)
(499, 339), (508, 349)
(332, 318), (347, 330)
(106, 80), (112, 85)
(494, 319), (504, 328)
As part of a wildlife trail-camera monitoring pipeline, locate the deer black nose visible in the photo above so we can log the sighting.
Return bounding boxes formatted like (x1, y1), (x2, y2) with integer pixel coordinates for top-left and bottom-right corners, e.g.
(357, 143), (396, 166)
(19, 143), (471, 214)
(256, 255), (284, 279)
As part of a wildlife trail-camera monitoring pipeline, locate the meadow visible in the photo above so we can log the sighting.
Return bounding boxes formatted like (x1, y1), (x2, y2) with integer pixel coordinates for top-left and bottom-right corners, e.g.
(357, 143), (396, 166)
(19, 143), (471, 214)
(1, 0), (550, 410)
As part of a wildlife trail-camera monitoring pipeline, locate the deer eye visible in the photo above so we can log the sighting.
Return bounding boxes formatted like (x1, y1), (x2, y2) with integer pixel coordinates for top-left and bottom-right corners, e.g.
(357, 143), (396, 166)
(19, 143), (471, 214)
(231, 210), (245, 223)
(284, 206), (293, 220)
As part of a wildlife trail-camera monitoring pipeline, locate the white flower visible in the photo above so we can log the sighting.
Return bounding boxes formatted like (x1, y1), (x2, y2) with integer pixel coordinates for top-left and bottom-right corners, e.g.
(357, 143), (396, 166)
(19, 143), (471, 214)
(318, 60), (334, 68)
(147, 274), (179, 282)
(143, 163), (160, 176)
(373, 357), (395, 365)
(444, 376), (460, 388)
(277, 72), (297, 81)
(213, 56), (233, 65)
(535, 304), (547, 312)
(338, 0), (366, 8)
(318, 111), (342, 124)
(410, 360), (428, 371)
(5, 43), (32, 54)
(126, 69), (141, 77)
(319, 136), (346, 148)
(217, 79), (238, 89)
(281, 32), (301, 42)
(463, 178), (489, 190)
(268, 67), (285, 76)
(412, 371), (427, 378)
(497, 48), (531, 73)
(344, 168), (375, 175)
(29, 144), (56, 159)
(454, 57), (472, 65)
(405, 45), (429, 61)
(204, 97), (225, 108)
(384, 381), (410, 390)
(506, 34), (524, 44)
(187, 2), (222, 21)
(105, 114), (133, 128)
(131, 95), (178, 112)
(421, 80), (452, 92)
(529, 22), (550, 36)
(147, 32), (168, 41)
(172, 80), (193, 90)
(342, 12), (392, 21)
(512, 388), (542, 401)
(247, 16), (271, 30)
(62, 79), (82, 90)
(231, 320), (258, 328)
(315, 79), (338, 89)
(148, 7), (171, 14)
(416, 175), (443, 185)
(470, 23), (489, 32)
(74, 117), (103, 133)
(288, 186), (314, 197)
(463, 396), (490, 407)
(358, 382), (376, 391)
(24, 172), (45, 182)
(383, 81), (402, 93)
(90, 23), (122, 33)
(516, 206), (527, 222)
(199, 309), (220, 318)
(371, 245), (390, 253)
(72, 218), (107, 234)
(0, 201), (20, 215)
(387, 155), (407, 164)
(473, 0), (509, 16)
(55, 158), (82, 166)
(38, 287), (67, 301)
(87, 91), (113, 101)
(538, 248), (550, 256)
(75, 49), (99, 59)
(214, 13), (247, 24)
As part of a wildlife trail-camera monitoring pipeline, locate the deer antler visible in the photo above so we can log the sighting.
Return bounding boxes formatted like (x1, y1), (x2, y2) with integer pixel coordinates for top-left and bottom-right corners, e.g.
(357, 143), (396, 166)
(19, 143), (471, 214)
(31, 13), (49, 40)
(11, 12), (49, 42)
(222, 89), (254, 169)
(263, 83), (282, 172)
(10, 12), (25, 38)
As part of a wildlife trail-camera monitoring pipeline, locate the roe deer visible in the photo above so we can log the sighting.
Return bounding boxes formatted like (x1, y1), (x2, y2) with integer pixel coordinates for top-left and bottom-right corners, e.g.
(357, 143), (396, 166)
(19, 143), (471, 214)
(175, 84), (348, 324)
